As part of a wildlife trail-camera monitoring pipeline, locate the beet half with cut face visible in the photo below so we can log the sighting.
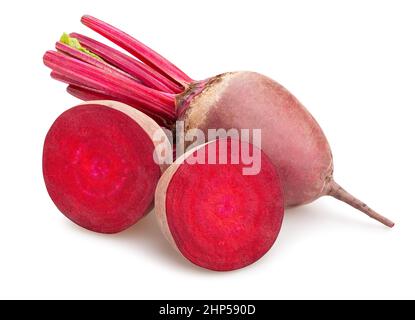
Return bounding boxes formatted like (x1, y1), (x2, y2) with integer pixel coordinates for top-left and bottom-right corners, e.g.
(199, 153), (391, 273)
(43, 100), (170, 233)
(155, 138), (284, 271)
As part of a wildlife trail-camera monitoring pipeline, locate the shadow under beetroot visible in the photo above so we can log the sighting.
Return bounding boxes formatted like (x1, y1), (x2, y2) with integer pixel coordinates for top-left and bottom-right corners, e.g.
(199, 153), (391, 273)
(114, 213), (260, 275)
(62, 210), (200, 272)
(63, 198), (389, 273)
(280, 200), (391, 243)
(117, 212), (211, 273)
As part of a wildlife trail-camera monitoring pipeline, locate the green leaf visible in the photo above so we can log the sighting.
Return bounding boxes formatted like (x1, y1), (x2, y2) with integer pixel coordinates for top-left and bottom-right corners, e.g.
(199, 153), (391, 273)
(60, 33), (102, 60)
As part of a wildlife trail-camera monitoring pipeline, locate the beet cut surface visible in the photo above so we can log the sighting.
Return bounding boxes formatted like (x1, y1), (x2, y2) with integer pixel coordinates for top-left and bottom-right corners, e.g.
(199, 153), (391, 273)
(43, 104), (161, 233)
(156, 139), (284, 271)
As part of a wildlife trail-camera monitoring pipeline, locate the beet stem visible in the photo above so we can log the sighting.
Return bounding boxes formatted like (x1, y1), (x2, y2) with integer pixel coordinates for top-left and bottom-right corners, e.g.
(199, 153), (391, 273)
(56, 42), (138, 82)
(69, 33), (182, 93)
(327, 180), (395, 228)
(66, 85), (167, 126)
(81, 15), (193, 86)
(67, 84), (111, 100)
(51, 71), (94, 90)
(44, 50), (176, 122)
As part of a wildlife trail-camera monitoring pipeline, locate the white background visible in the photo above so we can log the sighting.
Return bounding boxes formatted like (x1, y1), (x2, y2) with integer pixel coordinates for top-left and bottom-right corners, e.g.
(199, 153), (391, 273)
(0, 0), (414, 299)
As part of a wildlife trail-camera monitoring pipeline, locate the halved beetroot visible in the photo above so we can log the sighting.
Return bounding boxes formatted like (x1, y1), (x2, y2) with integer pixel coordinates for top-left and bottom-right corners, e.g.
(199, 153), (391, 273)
(155, 138), (284, 271)
(43, 100), (170, 233)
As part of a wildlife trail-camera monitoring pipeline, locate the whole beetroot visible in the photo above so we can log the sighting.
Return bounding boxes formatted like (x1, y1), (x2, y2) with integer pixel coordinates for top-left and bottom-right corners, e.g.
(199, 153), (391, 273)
(176, 72), (394, 227)
(43, 15), (394, 227)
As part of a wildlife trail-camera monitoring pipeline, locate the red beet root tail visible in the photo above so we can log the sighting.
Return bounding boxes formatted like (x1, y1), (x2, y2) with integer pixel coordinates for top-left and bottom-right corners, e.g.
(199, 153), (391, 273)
(69, 33), (182, 93)
(43, 50), (176, 123)
(326, 180), (395, 228)
(81, 15), (193, 86)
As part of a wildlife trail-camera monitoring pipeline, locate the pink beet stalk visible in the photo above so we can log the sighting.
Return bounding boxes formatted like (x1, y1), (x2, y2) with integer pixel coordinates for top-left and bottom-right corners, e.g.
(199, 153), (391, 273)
(51, 71), (94, 90)
(65, 85), (168, 124)
(81, 15), (193, 85)
(44, 51), (176, 122)
(66, 85), (166, 126)
(56, 42), (137, 81)
(70, 33), (182, 93)
(66, 85), (113, 101)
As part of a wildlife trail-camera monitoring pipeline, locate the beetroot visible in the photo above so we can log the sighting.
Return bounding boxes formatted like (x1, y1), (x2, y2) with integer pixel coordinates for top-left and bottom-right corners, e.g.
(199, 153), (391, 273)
(155, 138), (284, 271)
(43, 100), (170, 233)
(177, 72), (394, 228)
(43, 15), (394, 227)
